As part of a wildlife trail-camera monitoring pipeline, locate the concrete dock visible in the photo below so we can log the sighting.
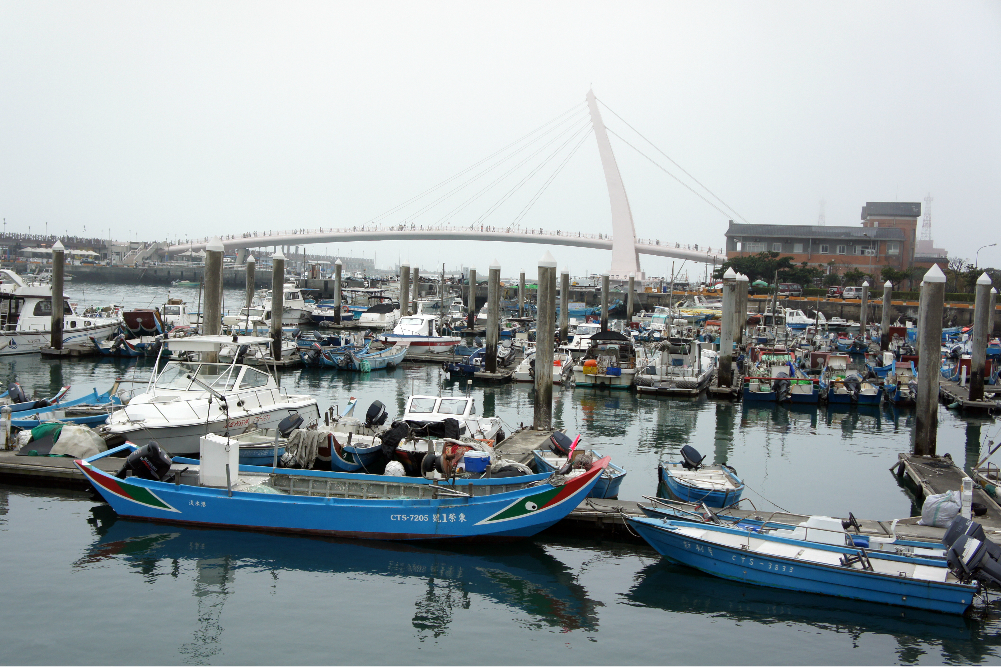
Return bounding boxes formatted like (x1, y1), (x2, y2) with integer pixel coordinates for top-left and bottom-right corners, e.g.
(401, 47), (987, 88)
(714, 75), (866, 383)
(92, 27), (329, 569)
(939, 377), (1001, 413)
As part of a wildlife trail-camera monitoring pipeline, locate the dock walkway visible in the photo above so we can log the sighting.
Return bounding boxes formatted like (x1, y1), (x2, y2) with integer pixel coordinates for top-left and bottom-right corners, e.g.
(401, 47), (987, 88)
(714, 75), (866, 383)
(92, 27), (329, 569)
(894, 453), (1000, 539)
(938, 378), (1001, 413)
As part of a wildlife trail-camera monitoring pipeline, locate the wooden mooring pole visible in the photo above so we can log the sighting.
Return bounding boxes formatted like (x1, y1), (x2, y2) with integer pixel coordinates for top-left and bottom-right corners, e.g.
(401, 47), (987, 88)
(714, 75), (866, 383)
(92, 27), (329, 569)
(50, 240), (65, 351)
(533, 252), (557, 430)
(968, 272), (992, 402)
(915, 265), (945, 456)
(486, 260), (500, 373)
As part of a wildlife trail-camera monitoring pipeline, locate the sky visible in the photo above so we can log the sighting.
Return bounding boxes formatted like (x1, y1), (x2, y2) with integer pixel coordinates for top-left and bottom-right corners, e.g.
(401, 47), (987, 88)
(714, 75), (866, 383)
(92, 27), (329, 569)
(2, 1), (1000, 279)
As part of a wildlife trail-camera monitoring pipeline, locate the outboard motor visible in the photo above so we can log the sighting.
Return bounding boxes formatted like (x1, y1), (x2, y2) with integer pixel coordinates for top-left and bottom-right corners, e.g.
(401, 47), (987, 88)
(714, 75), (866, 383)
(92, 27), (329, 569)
(7, 381), (26, 405)
(277, 411), (304, 438)
(549, 431), (574, 456)
(365, 400), (388, 428)
(771, 372), (791, 401)
(116, 441), (173, 481)
(680, 445), (705, 470)
(111, 334), (127, 351)
(942, 515), (1001, 590)
(843, 376), (862, 402)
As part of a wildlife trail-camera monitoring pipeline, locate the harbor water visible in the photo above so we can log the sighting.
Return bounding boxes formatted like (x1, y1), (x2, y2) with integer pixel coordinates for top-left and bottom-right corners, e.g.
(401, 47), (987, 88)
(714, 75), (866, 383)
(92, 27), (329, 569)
(0, 282), (998, 664)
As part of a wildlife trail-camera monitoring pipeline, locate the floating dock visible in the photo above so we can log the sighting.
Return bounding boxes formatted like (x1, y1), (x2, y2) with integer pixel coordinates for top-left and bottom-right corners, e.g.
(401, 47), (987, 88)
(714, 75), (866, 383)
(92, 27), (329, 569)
(938, 378), (1001, 413)
(894, 452), (1000, 536)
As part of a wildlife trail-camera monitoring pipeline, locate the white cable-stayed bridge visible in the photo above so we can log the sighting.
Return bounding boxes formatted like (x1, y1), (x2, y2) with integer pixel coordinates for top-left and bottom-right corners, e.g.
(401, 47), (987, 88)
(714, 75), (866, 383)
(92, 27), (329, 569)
(166, 90), (739, 273)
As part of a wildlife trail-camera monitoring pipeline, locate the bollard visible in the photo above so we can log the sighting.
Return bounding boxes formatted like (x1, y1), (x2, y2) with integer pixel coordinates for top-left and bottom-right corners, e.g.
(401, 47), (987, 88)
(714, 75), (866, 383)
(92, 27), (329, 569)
(735, 273), (748, 344)
(271, 251), (285, 363)
(718, 268), (737, 388)
(915, 265), (945, 456)
(333, 259), (343, 325)
(600, 273), (610, 332)
(880, 280), (892, 351)
(518, 271), (525, 318)
(969, 273), (992, 402)
(559, 267), (570, 343)
(533, 252), (557, 430)
(860, 281), (870, 342)
(412, 266), (420, 314)
(203, 238), (224, 362)
(467, 267), (477, 331)
(486, 260), (501, 373)
(400, 264), (410, 317)
(50, 240), (65, 351)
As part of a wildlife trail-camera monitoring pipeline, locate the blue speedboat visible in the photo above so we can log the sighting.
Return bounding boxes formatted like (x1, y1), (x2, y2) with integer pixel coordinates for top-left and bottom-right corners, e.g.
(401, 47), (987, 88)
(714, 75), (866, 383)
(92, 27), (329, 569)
(531, 432), (626, 499)
(9, 387), (121, 429)
(627, 515), (993, 615)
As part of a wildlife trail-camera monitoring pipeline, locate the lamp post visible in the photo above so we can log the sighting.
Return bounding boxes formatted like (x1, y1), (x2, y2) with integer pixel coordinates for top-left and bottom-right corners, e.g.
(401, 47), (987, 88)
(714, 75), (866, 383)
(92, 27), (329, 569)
(976, 243), (997, 269)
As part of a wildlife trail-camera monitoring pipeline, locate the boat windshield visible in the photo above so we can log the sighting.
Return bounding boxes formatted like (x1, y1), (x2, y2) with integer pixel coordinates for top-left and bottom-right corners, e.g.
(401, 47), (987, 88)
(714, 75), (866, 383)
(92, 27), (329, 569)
(155, 362), (239, 391)
(407, 397), (437, 413)
(437, 398), (469, 415)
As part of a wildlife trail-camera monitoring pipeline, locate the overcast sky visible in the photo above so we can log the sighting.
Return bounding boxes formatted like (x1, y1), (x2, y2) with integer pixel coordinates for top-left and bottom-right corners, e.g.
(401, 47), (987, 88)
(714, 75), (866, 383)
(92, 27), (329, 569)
(2, 1), (999, 278)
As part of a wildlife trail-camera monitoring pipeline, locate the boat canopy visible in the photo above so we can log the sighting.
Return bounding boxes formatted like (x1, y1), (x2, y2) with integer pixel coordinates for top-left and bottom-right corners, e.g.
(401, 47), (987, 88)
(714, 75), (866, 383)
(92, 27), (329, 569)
(164, 335), (274, 353)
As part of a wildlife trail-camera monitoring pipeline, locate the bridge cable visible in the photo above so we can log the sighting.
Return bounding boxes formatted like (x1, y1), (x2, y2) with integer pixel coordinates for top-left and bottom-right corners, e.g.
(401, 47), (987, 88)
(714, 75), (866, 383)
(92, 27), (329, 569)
(597, 97), (751, 224)
(391, 108), (589, 226)
(509, 127), (594, 230)
(422, 115), (592, 227)
(606, 127), (735, 222)
(469, 120), (595, 228)
(366, 104), (588, 226)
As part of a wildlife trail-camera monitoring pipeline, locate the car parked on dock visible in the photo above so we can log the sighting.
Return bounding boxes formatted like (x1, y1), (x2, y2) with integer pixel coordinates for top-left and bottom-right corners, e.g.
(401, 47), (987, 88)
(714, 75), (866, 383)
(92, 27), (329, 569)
(827, 286), (843, 298)
(842, 286), (862, 299)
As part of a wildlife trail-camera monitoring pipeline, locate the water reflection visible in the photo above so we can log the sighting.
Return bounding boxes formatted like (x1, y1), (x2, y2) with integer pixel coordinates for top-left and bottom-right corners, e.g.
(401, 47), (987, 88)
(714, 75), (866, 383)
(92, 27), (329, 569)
(625, 560), (1000, 665)
(79, 507), (601, 647)
(635, 397), (703, 457)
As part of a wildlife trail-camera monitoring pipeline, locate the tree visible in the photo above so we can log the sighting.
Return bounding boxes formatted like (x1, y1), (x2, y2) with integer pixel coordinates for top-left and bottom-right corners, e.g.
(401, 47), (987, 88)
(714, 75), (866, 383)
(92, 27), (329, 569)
(822, 272), (842, 287)
(843, 268), (869, 286)
(880, 266), (912, 290)
(945, 257), (972, 293)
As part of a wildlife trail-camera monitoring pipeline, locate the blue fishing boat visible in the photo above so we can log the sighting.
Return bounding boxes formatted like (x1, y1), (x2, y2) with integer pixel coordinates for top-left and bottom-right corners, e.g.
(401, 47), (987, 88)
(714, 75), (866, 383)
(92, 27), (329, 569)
(1, 384), (70, 413)
(74, 443), (611, 541)
(658, 446), (744, 508)
(531, 447), (625, 499)
(9, 387), (121, 429)
(820, 354), (882, 405)
(627, 515), (993, 614)
(343, 343), (408, 372)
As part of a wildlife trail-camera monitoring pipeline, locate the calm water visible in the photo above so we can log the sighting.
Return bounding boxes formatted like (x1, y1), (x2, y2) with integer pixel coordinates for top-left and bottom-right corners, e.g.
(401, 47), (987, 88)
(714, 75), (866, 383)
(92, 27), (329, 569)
(0, 281), (998, 665)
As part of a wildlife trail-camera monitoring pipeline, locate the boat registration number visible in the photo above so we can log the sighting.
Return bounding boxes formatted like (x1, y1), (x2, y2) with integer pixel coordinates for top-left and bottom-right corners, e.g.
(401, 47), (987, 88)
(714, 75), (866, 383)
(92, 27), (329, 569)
(682, 540), (795, 573)
(390, 513), (467, 523)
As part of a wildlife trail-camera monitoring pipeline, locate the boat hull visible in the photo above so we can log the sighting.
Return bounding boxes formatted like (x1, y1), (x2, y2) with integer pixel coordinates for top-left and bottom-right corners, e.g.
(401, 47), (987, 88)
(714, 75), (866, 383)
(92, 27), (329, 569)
(658, 463), (744, 508)
(0, 321), (119, 356)
(629, 519), (975, 615)
(531, 450), (625, 499)
(572, 368), (635, 389)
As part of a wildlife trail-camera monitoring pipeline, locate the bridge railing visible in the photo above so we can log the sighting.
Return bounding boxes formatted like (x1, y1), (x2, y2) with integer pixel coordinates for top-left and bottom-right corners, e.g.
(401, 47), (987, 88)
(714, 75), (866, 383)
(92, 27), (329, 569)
(172, 223), (724, 256)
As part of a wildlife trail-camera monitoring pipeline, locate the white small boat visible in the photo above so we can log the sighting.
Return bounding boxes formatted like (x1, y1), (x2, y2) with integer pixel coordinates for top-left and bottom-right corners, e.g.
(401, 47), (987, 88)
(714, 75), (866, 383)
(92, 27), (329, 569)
(512, 345), (573, 384)
(378, 314), (461, 356)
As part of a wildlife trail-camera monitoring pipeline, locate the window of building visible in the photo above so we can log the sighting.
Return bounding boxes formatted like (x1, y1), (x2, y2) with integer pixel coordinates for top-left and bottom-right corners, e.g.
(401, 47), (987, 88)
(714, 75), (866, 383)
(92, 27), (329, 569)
(793, 243), (803, 253)
(820, 244), (829, 254)
(771, 243), (781, 252)
(744, 242), (766, 252)
(837, 245), (847, 255)
(886, 241), (900, 255)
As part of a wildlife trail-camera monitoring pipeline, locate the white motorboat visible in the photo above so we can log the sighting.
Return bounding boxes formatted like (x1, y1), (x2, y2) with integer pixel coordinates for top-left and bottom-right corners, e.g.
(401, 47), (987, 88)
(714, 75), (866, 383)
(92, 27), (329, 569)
(0, 270), (121, 355)
(512, 345), (573, 384)
(572, 330), (637, 389)
(100, 335), (320, 456)
(357, 302), (400, 329)
(560, 322), (602, 358)
(401, 395), (505, 442)
(636, 338), (715, 395)
(378, 314), (461, 356)
(785, 308), (826, 330)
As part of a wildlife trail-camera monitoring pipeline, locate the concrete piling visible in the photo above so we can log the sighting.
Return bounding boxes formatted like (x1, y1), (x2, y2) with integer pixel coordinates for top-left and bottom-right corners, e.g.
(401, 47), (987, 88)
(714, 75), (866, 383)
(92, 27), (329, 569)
(439, 264), (446, 325)
(50, 240), (65, 350)
(969, 272), (992, 401)
(717, 268), (737, 388)
(559, 267), (569, 343)
(915, 265), (946, 456)
(411, 266), (420, 313)
(600, 273), (610, 332)
(880, 280), (892, 351)
(203, 238), (224, 363)
(486, 260), (500, 373)
(271, 251), (285, 362)
(333, 259), (343, 325)
(860, 281), (870, 340)
(533, 252), (557, 430)
(244, 254), (256, 333)
(735, 273), (748, 344)
(467, 267), (477, 330)
(990, 288), (998, 338)
(400, 264), (410, 317)
(627, 274), (635, 324)
(518, 272), (525, 318)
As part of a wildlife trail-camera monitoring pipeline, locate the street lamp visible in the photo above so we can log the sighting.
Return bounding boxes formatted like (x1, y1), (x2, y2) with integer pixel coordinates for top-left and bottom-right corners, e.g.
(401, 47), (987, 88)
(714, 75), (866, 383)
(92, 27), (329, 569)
(976, 243), (997, 269)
